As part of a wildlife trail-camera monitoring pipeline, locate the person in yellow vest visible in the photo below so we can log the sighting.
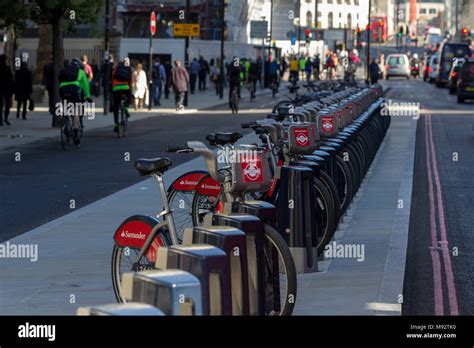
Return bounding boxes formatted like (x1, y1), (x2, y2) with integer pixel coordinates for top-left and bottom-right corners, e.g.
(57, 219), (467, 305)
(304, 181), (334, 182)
(289, 55), (299, 83)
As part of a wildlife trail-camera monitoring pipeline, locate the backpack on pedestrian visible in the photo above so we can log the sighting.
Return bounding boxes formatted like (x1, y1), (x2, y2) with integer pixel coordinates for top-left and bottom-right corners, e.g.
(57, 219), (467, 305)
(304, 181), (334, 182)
(59, 64), (79, 83)
(115, 63), (132, 82)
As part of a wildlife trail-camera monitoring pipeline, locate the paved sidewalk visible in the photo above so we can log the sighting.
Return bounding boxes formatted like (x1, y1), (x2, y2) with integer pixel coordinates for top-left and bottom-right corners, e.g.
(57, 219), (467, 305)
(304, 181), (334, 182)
(294, 87), (417, 315)
(0, 85), (271, 151)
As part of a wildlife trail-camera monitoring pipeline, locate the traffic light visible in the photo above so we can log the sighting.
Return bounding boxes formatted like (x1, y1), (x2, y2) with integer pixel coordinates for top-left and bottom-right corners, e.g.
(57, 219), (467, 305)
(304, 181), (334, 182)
(305, 28), (312, 43)
(461, 27), (470, 41)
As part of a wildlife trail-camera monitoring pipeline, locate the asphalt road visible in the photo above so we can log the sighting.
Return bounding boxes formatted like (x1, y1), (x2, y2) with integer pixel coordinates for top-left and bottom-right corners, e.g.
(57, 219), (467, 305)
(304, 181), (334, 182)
(396, 78), (474, 315)
(0, 94), (277, 242)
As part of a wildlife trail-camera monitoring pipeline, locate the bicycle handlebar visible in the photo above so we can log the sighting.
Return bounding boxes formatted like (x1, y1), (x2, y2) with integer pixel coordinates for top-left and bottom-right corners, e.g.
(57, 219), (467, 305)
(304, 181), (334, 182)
(186, 141), (225, 183)
(241, 122), (257, 129)
(165, 145), (193, 153)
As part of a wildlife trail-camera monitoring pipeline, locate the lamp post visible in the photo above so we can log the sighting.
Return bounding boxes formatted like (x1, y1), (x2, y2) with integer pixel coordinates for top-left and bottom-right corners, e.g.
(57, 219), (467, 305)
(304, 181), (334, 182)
(366, 0), (372, 84)
(219, 0), (225, 99)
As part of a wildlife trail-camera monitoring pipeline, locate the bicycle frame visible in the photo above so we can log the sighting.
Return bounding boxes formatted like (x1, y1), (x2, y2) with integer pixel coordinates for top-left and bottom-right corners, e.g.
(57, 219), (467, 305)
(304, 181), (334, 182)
(113, 173), (179, 269)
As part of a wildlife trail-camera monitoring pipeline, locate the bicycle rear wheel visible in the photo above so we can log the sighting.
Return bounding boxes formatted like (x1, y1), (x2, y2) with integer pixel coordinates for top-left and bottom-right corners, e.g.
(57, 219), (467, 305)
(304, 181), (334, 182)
(60, 117), (71, 151)
(117, 105), (127, 138)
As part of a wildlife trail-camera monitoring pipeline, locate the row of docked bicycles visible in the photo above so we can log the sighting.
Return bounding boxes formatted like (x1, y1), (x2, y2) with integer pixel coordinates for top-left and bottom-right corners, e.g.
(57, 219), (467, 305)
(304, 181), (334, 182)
(81, 81), (388, 317)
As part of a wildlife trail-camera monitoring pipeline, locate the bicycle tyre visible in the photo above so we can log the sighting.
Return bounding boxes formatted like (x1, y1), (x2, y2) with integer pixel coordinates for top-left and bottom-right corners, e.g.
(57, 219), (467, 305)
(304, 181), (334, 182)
(314, 177), (336, 254)
(335, 155), (354, 213)
(111, 231), (170, 303)
(262, 223), (297, 316)
(60, 117), (70, 151)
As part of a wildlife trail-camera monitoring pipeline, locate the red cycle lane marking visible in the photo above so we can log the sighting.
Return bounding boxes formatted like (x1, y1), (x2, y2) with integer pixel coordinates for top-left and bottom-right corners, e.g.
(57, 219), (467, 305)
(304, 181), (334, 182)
(427, 115), (459, 315)
(424, 115), (445, 316)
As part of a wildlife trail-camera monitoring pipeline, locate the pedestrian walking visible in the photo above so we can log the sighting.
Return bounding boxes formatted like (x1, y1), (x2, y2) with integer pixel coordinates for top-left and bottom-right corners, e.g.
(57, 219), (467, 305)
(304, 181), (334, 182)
(210, 60), (220, 95)
(299, 56), (306, 80)
(313, 54), (320, 80)
(152, 58), (166, 106)
(133, 63), (147, 111)
(163, 60), (172, 99)
(171, 59), (189, 112)
(289, 55), (299, 83)
(81, 55), (94, 82)
(198, 56), (209, 91)
(101, 53), (114, 113)
(90, 60), (101, 97)
(369, 58), (380, 85)
(0, 54), (14, 126)
(14, 61), (33, 120)
(42, 57), (54, 116)
(189, 58), (200, 94)
(305, 57), (312, 81)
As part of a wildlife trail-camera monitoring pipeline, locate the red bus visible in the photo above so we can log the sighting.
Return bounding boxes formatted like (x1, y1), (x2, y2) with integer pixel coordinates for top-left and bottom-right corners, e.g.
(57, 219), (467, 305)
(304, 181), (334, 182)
(371, 16), (388, 43)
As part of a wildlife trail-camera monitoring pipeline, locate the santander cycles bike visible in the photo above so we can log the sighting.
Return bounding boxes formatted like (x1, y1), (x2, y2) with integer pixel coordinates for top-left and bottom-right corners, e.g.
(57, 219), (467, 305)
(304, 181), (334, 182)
(111, 139), (297, 316)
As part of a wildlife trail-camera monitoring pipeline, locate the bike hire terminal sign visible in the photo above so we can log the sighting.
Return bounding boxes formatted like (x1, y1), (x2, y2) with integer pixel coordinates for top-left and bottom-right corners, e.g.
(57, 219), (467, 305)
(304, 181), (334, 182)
(173, 23), (200, 37)
(150, 11), (156, 36)
(250, 20), (268, 38)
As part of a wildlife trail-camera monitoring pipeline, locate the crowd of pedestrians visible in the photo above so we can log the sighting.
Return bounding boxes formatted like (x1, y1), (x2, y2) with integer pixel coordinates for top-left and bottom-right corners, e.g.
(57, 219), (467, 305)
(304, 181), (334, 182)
(0, 54), (34, 126)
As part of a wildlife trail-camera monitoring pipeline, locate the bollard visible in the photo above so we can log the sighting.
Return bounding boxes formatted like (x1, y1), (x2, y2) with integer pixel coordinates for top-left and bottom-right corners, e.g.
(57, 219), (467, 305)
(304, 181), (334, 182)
(210, 213), (265, 315)
(121, 269), (202, 315)
(182, 226), (249, 315)
(155, 244), (232, 315)
(277, 165), (319, 273)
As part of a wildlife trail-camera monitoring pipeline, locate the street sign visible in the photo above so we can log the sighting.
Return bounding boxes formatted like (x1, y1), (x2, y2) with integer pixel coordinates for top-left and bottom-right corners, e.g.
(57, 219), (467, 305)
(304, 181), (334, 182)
(173, 23), (200, 37)
(250, 20), (268, 38)
(150, 11), (156, 36)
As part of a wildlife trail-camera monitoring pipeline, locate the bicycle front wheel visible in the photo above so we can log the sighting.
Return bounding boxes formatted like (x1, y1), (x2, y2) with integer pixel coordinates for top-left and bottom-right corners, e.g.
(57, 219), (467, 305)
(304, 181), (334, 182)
(263, 223), (297, 316)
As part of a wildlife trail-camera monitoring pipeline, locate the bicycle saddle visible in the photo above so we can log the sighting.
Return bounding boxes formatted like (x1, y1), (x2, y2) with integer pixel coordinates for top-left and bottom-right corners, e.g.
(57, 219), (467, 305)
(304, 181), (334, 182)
(206, 132), (242, 146)
(134, 157), (172, 176)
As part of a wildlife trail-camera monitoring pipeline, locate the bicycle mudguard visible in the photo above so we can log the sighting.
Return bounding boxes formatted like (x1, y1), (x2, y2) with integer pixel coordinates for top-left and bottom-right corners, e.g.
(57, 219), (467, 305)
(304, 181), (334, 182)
(195, 174), (221, 197)
(169, 170), (208, 192)
(113, 215), (167, 262)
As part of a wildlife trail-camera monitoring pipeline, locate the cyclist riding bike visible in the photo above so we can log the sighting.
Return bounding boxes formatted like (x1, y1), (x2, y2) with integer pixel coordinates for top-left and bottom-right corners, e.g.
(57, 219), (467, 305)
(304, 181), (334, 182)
(248, 60), (259, 100)
(58, 58), (92, 146)
(228, 59), (242, 108)
(111, 57), (132, 133)
(268, 58), (280, 94)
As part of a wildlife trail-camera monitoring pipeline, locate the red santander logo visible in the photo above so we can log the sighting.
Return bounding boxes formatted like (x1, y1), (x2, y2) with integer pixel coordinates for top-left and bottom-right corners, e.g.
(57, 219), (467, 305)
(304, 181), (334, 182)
(242, 160), (263, 183)
(293, 127), (310, 146)
(321, 116), (334, 134)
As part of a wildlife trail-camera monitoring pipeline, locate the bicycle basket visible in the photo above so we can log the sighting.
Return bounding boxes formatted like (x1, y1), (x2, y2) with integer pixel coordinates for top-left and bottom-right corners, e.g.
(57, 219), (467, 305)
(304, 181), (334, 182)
(287, 123), (319, 155)
(317, 112), (340, 137)
(227, 149), (272, 195)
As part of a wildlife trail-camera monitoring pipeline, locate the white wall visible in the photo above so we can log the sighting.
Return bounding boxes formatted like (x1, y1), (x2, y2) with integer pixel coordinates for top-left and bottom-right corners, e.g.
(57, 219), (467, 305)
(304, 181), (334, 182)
(120, 38), (258, 63)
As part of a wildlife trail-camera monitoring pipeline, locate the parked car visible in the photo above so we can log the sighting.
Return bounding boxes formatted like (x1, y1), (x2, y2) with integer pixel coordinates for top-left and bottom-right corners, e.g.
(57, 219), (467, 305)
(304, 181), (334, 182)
(457, 58), (474, 103)
(428, 53), (439, 83)
(422, 55), (432, 81)
(385, 54), (410, 80)
(436, 42), (472, 87)
(448, 58), (465, 94)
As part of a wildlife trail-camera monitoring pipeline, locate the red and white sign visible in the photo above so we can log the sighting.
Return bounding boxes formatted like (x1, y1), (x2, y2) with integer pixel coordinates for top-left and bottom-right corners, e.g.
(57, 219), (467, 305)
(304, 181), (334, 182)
(150, 11), (157, 36)
(321, 116), (334, 134)
(293, 127), (310, 146)
(242, 159), (263, 183)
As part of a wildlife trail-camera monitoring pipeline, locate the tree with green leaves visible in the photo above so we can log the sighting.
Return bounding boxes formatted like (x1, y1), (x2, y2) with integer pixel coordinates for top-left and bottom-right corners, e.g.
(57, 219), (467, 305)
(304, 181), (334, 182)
(0, 0), (103, 127)
(28, 0), (104, 126)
